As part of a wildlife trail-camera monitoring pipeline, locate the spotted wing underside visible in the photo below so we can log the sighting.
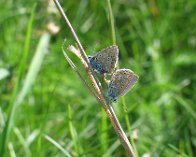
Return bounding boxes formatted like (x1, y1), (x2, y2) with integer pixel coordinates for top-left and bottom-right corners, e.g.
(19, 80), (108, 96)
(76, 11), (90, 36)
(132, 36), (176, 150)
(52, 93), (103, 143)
(93, 45), (119, 74)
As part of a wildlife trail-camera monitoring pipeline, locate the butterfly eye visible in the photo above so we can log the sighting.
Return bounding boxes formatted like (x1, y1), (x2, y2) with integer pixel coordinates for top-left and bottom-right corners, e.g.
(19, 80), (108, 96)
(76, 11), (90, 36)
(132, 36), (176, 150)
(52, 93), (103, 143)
(112, 98), (117, 103)
(88, 56), (92, 60)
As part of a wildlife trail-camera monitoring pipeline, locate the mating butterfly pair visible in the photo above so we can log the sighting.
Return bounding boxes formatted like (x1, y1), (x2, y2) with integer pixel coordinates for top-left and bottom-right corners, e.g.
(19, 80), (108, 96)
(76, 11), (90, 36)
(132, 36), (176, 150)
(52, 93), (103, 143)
(88, 45), (138, 102)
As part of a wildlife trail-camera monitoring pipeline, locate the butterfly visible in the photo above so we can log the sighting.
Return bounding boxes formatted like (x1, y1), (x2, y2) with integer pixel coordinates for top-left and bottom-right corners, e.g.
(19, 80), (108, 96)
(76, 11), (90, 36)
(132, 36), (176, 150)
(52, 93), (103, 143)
(108, 69), (139, 102)
(88, 45), (119, 74)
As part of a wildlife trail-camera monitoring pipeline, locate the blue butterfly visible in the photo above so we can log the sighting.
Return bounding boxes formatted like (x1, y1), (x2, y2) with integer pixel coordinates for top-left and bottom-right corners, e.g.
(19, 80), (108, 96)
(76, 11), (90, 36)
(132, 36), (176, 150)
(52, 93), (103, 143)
(88, 45), (119, 74)
(108, 69), (138, 102)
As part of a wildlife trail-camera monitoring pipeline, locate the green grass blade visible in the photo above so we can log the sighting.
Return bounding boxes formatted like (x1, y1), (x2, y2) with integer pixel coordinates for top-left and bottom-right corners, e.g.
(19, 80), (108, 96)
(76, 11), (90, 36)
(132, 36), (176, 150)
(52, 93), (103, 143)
(122, 98), (138, 157)
(0, 4), (36, 156)
(68, 104), (79, 155)
(44, 134), (72, 157)
(107, 0), (116, 45)
(15, 32), (51, 106)
(100, 108), (109, 152)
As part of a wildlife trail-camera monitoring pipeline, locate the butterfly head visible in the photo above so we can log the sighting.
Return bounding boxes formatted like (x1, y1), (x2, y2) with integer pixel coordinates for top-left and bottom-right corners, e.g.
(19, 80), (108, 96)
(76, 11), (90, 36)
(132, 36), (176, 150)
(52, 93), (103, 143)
(88, 56), (93, 60)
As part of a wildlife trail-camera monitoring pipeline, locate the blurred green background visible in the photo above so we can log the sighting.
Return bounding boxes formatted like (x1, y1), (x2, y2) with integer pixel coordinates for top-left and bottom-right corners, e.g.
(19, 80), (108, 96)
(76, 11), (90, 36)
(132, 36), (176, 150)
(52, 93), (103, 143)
(0, 0), (196, 157)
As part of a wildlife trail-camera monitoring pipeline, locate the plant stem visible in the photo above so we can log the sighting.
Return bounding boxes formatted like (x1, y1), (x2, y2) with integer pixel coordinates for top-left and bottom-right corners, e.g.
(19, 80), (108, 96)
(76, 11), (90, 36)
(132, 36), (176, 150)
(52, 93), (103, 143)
(53, 0), (103, 101)
(107, 0), (116, 45)
(53, 0), (136, 156)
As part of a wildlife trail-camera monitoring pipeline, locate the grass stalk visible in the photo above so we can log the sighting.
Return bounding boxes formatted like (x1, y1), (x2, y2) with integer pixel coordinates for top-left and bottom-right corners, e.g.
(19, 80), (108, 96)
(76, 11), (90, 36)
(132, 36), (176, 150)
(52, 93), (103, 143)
(62, 44), (101, 103)
(68, 104), (79, 155)
(107, 0), (138, 156)
(107, 0), (116, 45)
(53, 1), (136, 156)
(122, 99), (138, 157)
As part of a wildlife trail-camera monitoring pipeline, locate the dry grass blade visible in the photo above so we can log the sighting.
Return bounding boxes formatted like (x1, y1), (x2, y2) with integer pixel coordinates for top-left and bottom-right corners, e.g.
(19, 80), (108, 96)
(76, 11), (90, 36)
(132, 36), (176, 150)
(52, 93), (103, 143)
(62, 43), (101, 103)
(53, 0), (136, 156)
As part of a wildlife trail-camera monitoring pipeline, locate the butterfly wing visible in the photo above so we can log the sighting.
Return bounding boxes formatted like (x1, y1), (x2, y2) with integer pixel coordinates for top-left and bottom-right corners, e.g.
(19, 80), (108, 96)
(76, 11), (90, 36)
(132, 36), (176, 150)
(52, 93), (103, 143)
(90, 45), (119, 74)
(116, 69), (138, 97)
(108, 69), (138, 102)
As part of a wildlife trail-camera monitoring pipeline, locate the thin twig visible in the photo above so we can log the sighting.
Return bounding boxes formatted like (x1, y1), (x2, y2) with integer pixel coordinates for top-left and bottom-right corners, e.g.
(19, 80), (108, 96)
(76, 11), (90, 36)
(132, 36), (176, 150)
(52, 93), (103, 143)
(53, 0), (136, 156)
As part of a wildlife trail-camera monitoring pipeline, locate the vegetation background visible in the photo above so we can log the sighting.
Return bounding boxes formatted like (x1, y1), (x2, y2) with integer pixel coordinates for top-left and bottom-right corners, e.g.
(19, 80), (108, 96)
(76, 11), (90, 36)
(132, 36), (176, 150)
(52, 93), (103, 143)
(0, 0), (196, 156)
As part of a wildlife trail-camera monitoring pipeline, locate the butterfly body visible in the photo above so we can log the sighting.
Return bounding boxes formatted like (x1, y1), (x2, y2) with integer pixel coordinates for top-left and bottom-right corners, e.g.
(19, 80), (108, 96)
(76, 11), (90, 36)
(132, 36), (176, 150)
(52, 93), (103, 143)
(88, 45), (119, 74)
(108, 69), (138, 102)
